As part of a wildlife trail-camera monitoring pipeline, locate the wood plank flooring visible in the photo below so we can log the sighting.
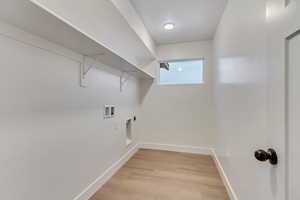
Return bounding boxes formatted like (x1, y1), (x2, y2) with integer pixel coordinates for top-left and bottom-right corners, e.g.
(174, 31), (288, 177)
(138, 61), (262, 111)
(89, 149), (229, 200)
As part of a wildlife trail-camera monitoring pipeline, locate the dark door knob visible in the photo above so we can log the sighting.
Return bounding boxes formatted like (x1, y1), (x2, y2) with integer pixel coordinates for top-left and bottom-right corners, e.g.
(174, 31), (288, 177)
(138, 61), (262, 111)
(254, 148), (278, 165)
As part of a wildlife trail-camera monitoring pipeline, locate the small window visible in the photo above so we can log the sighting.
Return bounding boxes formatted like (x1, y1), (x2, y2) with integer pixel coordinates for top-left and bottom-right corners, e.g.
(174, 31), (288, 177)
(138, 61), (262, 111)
(159, 59), (204, 85)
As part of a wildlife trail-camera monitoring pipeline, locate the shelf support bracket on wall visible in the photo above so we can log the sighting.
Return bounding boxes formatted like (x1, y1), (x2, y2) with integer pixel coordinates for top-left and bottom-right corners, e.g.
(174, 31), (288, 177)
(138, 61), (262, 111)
(80, 56), (93, 87)
(80, 54), (104, 88)
(120, 71), (137, 92)
(79, 53), (139, 90)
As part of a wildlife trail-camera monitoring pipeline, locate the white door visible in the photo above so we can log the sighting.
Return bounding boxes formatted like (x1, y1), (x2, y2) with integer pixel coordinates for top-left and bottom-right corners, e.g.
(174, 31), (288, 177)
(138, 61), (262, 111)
(287, 30), (300, 200)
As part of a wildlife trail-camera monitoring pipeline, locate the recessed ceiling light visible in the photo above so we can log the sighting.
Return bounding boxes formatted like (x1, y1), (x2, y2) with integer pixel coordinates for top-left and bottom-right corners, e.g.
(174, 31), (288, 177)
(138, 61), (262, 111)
(164, 23), (175, 30)
(177, 67), (183, 72)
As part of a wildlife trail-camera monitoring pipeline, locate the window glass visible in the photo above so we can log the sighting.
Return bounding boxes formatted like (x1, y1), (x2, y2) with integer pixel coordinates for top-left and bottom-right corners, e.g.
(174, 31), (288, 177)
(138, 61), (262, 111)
(159, 59), (203, 85)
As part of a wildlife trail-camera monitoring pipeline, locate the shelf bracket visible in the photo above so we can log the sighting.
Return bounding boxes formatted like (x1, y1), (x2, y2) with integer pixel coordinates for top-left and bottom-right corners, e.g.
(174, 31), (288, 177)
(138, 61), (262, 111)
(120, 71), (138, 92)
(80, 55), (101, 88)
(80, 53), (139, 90)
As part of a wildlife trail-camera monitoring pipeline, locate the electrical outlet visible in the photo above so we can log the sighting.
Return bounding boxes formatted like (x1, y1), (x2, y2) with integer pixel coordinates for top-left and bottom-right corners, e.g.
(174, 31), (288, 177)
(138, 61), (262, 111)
(103, 105), (116, 119)
(110, 106), (115, 118)
(104, 105), (111, 119)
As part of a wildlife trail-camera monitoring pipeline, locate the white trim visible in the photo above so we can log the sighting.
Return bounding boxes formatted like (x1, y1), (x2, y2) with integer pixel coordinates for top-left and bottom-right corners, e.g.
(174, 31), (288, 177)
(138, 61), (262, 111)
(73, 144), (139, 200)
(159, 57), (205, 63)
(139, 143), (213, 155)
(72, 143), (237, 200)
(211, 149), (238, 200)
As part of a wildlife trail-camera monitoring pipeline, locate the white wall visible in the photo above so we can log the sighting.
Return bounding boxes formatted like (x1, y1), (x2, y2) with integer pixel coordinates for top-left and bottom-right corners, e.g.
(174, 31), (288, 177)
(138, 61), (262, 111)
(3, 1), (298, 200)
(213, 0), (288, 199)
(0, 21), (140, 200)
(110, 0), (157, 57)
(139, 41), (216, 148)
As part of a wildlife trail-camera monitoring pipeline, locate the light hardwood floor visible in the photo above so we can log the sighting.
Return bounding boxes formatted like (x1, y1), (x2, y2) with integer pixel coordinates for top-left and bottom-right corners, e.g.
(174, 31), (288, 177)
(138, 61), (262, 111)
(89, 149), (229, 200)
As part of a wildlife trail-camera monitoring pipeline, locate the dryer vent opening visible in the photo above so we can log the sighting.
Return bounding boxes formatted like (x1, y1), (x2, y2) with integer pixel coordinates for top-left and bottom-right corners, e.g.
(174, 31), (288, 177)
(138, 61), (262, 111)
(126, 119), (132, 146)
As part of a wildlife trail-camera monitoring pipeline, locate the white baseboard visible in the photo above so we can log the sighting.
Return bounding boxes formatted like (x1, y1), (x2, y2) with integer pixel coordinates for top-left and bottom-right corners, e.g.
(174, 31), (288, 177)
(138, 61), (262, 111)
(72, 143), (237, 200)
(139, 143), (213, 155)
(139, 143), (238, 199)
(73, 144), (139, 200)
(211, 150), (238, 200)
